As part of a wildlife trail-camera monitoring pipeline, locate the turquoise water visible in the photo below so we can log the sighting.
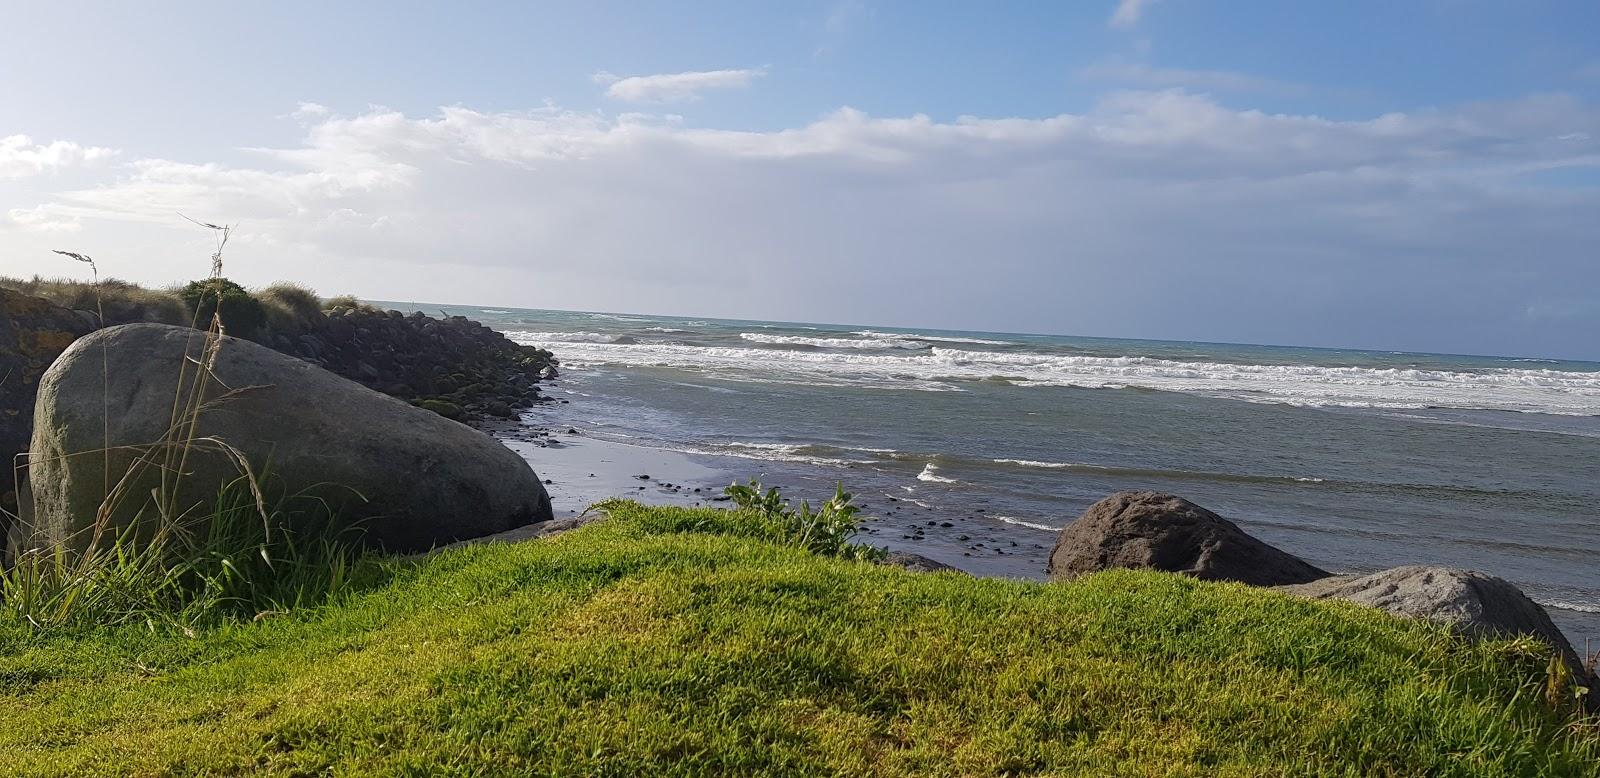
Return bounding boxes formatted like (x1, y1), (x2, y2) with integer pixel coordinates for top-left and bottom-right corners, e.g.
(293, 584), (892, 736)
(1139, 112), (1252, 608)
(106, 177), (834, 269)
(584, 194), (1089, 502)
(388, 303), (1600, 648)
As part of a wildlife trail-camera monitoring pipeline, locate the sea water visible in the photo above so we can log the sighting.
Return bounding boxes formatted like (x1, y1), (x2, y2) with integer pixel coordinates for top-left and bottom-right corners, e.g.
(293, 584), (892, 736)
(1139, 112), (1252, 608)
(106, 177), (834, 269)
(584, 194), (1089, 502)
(390, 303), (1600, 649)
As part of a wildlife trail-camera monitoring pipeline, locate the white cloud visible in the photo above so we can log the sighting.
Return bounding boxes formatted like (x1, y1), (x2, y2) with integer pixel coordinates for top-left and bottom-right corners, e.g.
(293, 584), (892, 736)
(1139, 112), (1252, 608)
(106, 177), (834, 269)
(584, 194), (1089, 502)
(4, 91), (1599, 357)
(292, 102), (331, 120)
(1080, 62), (1306, 95)
(1109, 0), (1157, 29)
(0, 135), (117, 179)
(598, 68), (766, 103)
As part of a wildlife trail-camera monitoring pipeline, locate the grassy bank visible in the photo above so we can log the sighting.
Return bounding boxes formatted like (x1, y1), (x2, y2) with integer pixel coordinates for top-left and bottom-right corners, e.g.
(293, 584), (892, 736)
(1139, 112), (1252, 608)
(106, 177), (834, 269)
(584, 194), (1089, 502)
(1, 501), (1595, 776)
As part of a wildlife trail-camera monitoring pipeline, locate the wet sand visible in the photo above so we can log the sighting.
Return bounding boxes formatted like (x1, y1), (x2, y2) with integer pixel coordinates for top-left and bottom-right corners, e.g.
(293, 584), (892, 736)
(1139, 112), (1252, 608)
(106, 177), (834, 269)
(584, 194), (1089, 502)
(479, 418), (732, 517)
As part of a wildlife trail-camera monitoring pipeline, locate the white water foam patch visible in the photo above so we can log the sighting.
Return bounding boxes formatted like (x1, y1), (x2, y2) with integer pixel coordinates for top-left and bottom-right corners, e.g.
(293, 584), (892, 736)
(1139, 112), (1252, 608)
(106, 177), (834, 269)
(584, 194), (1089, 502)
(917, 463), (958, 483)
(855, 330), (1014, 346)
(993, 458), (1327, 484)
(740, 332), (927, 350)
(1538, 599), (1600, 614)
(991, 515), (1064, 533)
(670, 441), (874, 467)
(507, 330), (620, 344)
(503, 336), (1600, 415)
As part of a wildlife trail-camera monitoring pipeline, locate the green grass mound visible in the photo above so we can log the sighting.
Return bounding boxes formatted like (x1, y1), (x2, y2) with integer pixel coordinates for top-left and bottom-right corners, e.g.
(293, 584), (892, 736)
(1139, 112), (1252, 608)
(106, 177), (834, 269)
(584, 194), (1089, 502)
(1, 502), (1594, 775)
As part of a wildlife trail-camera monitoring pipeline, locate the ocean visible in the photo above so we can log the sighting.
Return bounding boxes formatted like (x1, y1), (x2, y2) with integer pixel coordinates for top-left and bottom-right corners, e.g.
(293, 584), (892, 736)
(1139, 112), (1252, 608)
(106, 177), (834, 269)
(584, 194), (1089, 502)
(401, 303), (1600, 649)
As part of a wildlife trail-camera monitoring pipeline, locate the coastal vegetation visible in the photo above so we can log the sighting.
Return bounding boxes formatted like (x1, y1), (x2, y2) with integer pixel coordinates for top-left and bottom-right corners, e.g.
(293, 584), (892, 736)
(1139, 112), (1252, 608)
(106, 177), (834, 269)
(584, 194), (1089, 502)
(1, 500), (1596, 775)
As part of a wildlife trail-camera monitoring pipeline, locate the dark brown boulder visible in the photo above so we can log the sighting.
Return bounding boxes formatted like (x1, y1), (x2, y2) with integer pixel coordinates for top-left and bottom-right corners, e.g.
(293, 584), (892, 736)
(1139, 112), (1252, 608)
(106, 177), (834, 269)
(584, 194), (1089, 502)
(0, 288), (93, 521)
(1047, 491), (1329, 586)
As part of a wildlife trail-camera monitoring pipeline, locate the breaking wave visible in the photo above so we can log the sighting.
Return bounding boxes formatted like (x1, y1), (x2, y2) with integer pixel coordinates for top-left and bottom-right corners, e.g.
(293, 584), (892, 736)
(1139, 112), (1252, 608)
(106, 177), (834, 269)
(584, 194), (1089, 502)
(991, 515), (1064, 533)
(503, 334), (1600, 415)
(740, 332), (927, 350)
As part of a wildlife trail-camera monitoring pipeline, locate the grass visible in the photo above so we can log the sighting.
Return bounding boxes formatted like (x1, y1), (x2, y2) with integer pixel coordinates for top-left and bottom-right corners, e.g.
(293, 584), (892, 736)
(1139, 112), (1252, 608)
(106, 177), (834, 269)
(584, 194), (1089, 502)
(0, 274), (187, 326)
(1, 500), (1594, 776)
(0, 274), (350, 333)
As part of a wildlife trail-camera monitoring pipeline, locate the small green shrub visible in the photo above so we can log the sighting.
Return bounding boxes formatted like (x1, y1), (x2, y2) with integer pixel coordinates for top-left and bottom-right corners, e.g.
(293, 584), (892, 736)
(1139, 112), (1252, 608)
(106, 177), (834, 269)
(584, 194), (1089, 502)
(178, 278), (267, 339)
(723, 480), (882, 561)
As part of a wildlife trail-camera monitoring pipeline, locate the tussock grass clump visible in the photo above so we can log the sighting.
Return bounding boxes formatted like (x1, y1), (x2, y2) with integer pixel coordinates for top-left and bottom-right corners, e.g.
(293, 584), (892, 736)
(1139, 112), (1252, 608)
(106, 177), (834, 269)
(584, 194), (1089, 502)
(0, 275), (186, 326)
(257, 281), (325, 333)
(321, 293), (383, 314)
(0, 501), (1594, 775)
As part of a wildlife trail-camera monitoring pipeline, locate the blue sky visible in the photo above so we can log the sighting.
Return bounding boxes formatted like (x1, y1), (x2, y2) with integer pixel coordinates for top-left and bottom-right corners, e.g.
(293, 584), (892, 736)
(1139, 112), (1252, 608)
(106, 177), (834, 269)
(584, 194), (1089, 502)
(3, 1), (1599, 358)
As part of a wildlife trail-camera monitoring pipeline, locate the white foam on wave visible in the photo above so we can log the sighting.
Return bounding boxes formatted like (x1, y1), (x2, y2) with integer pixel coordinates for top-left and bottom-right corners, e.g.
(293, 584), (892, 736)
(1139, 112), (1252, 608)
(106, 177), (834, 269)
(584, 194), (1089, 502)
(855, 330), (1014, 346)
(507, 330), (619, 344)
(1537, 599), (1600, 614)
(503, 335), (1600, 415)
(740, 332), (926, 350)
(916, 463), (958, 483)
(671, 440), (872, 467)
(994, 458), (1086, 470)
(993, 458), (1327, 483)
(991, 515), (1064, 533)
(646, 327), (689, 333)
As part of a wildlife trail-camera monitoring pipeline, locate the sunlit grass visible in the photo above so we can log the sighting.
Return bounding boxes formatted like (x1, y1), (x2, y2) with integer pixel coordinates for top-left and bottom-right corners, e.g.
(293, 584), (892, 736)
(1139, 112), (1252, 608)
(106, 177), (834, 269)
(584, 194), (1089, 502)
(1, 501), (1593, 775)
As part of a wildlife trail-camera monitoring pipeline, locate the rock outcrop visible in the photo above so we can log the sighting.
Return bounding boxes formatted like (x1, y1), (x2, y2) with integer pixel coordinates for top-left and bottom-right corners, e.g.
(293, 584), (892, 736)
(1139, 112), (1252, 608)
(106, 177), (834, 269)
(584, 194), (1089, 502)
(1046, 491), (1330, 586)
(0, 289), (93, 523)
(1278, 566), (1595, 702)
(14, 324), (552, 557)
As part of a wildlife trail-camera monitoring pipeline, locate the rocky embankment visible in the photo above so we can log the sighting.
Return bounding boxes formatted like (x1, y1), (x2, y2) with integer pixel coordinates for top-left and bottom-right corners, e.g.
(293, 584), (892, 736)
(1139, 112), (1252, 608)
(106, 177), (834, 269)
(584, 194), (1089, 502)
(268, 305), (558, 423)
(0, 289), (92, 514)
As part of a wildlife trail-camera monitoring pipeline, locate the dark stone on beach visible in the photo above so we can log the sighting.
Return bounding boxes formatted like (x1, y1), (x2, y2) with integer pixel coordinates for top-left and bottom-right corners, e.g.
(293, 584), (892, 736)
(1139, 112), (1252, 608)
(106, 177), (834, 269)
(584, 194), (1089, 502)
(15, 324), (553, 557)
(881, 551), (967, 574)
(1047, 491), (1329, 586)
(1278, 565), (1597, 707)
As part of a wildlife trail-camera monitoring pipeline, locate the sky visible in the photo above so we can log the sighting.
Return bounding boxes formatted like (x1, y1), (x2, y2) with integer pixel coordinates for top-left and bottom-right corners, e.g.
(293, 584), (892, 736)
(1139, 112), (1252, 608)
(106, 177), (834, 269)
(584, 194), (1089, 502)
(2, 1), (1599, 359)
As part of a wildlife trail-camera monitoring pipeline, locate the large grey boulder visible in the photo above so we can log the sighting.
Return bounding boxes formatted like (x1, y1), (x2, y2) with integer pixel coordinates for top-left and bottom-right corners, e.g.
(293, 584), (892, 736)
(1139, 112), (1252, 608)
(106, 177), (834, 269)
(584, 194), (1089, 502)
(1047, 491), (1329, 586)
(1278, 566), (1596, 703)
(14, 323), (552, 555)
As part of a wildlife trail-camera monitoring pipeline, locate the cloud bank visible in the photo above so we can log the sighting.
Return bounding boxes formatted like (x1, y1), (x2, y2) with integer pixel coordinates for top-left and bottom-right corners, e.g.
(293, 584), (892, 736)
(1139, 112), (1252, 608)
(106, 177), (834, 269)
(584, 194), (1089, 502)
(0, 135), (117, 179)
(4, 90), (1599, 358)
